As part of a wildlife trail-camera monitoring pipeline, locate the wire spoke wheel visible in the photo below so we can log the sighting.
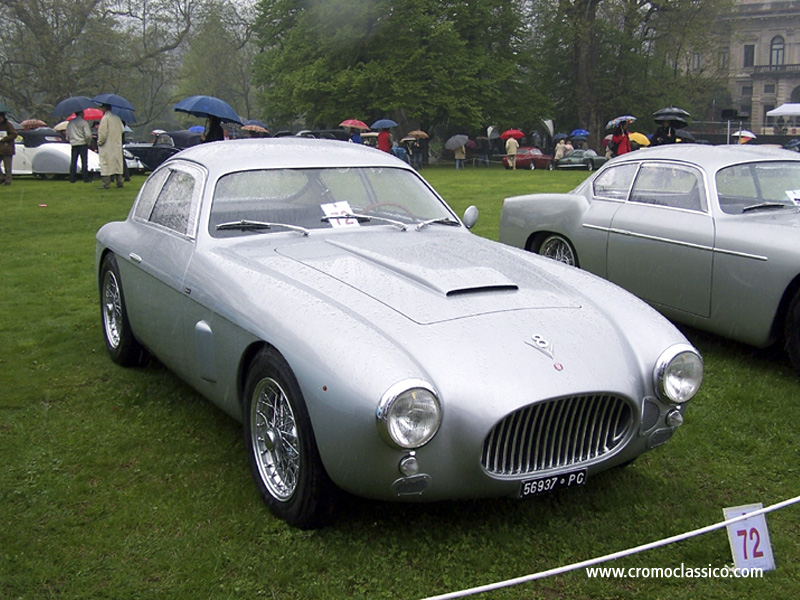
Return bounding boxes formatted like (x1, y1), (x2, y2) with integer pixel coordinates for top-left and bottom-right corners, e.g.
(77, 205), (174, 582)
(538, 234), (577, 266)
(250, 377), (300, 500)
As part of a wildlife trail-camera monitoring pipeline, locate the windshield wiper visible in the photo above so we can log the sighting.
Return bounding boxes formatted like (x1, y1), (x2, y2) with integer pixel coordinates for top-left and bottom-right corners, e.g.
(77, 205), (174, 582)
(415, 217), (460, 231)
(320, 213), (407, 231)
(216, 219), (310, 236)
(742, 202), (791, 213)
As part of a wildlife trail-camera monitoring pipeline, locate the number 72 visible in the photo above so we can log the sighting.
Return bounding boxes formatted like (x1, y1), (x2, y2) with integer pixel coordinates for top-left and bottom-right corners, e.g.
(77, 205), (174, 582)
(736, 527), (764, 560)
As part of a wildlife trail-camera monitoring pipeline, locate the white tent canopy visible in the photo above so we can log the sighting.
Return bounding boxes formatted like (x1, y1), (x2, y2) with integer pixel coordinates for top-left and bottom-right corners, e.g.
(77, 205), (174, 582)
(766, 103), (800, 117)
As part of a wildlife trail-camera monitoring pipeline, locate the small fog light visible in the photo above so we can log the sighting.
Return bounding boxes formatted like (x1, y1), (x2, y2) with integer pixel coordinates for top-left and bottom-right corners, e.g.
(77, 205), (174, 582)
(666, 409), (684, 428)
(399, 453), (419, 476)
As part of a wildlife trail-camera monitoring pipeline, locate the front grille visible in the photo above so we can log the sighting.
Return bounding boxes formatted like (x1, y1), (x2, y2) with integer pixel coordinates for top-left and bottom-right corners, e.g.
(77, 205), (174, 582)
(481, 394), (633, 476)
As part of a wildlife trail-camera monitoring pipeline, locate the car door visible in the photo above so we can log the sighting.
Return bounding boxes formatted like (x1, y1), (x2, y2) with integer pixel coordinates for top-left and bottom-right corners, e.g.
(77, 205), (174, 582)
(606, 162), (715, 318)
(120, 161), (205, 368)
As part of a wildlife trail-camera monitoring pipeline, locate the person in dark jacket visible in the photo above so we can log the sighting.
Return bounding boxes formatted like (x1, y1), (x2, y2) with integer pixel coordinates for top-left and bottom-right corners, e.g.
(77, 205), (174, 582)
(651, 120), (678, 145)
(0, 112), (17, 185)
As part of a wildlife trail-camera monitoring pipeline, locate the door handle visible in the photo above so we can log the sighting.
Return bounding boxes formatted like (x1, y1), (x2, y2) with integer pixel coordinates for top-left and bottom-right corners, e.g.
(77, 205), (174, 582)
(129, 253), (142, 264)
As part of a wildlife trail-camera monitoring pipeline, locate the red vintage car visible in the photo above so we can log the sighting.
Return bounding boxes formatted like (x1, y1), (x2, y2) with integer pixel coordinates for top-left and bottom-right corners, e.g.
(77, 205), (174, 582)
(503, 146), (555, 170)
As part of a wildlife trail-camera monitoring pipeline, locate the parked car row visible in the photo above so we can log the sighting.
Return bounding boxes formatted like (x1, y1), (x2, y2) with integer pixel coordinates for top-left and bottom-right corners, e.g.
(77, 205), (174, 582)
(12, 128), (145, 178)
(503, 146), (608, 171)
(96, 138), (704, 528)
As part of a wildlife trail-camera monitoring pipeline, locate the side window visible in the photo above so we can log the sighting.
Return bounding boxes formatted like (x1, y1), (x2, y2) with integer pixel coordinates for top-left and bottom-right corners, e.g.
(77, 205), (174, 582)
(133, 167), (170, 221)
(593, 164), (638, 200)
(149, 166), (204, 235)
(630, 164), (707, 212)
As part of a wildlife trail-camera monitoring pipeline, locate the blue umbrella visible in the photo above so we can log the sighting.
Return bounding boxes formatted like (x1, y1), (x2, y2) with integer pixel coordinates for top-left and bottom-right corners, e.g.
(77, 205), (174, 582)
(51, 96), (95, 119)
(371, 118), (398, 129)
(188, 125), (204, 133)
(174, 95), (242, 124)
(111, 106), (136, 124)
(92, 93), (135, 111)
(570, 128), (590, 137)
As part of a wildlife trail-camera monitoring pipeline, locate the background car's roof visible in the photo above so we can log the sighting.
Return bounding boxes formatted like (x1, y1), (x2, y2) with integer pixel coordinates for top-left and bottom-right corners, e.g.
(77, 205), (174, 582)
(167, 137), (408, 173)
(612, 143), (800, 171)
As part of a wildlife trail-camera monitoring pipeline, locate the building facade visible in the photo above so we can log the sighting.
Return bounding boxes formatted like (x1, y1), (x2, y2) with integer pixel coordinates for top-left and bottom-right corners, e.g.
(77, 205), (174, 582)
(722, 0), (800, 134)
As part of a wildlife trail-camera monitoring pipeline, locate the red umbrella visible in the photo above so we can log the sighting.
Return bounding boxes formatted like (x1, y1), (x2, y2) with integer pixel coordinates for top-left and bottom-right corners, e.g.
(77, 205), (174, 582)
(20, 119), (47, 130)
(339, 119), (370, 131)
(68, 108), (104, 121)
(500, 128), (525, 139)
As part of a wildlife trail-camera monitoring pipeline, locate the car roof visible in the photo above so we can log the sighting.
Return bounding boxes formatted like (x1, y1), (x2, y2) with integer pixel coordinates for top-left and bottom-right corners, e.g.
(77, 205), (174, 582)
(611, 143), (800, 171)
(166, 137), (408, 174)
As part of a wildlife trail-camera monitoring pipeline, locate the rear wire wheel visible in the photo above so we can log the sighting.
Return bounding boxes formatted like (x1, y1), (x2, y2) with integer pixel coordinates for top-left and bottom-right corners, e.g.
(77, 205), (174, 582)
(536, 234), (578, 267)
(243, 348), (336, 528)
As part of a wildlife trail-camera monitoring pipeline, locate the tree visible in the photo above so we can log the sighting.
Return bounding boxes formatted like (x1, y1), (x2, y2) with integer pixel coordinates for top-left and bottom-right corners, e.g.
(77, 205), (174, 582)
(252, 0), (527, 135)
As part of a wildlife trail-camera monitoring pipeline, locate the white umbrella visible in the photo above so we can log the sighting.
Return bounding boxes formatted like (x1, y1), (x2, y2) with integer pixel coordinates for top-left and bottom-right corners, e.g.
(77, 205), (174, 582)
(732, 130), (756, 139)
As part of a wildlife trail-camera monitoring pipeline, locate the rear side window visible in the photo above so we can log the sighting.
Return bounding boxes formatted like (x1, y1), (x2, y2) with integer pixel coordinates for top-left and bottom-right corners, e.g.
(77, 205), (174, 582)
(630, 164), (707, 212)
(134, 163), (204, 236)
(593, 164), (638, 200)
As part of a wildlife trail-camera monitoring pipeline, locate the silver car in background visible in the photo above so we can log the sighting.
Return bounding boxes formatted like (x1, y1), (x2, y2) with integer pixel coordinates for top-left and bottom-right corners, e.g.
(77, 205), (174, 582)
(96, 138), (702, 528)
(499, 144), (800, 373)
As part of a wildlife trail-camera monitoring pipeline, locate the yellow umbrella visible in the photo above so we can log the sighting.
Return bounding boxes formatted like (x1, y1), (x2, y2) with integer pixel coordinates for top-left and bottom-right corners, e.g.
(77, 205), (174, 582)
(629, 132), (650, 146)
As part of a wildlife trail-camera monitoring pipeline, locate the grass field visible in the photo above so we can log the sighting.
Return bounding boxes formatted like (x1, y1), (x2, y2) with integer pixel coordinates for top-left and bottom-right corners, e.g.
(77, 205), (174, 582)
(1, 165), (799, 599)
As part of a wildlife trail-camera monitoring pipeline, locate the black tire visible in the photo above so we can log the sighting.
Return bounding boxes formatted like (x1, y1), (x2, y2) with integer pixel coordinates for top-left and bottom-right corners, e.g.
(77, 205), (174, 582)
(99, 253), (149, 366)
(546, 161), (554, 171)
(535, 233), (578, 267)
(529, 161), (535, 171)
(586, 161), (594, 172)
(243, 348), (336, 529)
(784, 291), (800, 374)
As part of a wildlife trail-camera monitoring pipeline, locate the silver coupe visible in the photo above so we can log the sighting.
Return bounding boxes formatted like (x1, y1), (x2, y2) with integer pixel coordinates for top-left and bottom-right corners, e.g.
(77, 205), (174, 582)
(96, 138), (703, 528)
(499, 144), (800, 374)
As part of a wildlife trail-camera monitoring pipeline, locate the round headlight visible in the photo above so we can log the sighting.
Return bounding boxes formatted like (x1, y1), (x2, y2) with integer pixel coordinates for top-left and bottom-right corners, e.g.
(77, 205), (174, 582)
(376, 380), (441, 449)
(655, 345), (704, 403)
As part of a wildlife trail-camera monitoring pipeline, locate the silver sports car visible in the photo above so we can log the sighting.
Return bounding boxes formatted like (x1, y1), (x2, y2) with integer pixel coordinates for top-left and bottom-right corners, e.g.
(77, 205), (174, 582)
(96, 138), (703, 528)
(499, 144), (800, 374)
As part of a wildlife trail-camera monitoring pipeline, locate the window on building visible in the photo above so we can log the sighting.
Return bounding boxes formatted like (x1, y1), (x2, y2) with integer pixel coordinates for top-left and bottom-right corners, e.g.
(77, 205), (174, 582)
(764, 104), (775, 127)
(719, 50), (729, 70)
(771, 36), (785, 66)
(742, 85), (753, 97)
(764, 84), (776, 94)
(744, 45), (755, 67)
(692, 52), (702, 71)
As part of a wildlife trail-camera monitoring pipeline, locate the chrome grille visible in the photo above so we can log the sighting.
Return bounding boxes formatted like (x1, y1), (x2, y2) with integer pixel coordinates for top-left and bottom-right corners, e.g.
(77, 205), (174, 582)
(481, 394), (633, 476)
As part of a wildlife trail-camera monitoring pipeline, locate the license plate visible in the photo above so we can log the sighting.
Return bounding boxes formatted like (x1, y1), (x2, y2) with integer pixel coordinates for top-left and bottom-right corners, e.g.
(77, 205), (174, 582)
(520, 469), (587, 498)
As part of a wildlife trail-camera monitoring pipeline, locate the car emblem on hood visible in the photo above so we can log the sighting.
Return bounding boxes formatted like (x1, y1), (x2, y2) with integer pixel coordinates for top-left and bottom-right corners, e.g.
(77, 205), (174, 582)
(527, 334), (564, 370)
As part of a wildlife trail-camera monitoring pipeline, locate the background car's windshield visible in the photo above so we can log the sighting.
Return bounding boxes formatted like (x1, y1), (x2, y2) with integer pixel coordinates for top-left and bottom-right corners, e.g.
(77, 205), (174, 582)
(716, 161), (800, 214)
(209, 167), (455, 235)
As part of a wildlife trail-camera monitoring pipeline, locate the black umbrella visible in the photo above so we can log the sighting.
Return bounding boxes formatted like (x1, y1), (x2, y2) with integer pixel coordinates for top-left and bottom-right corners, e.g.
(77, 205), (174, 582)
(675, 129), (695, 141)
(51, 96), (95, 119)
(653, 106), (690, 126)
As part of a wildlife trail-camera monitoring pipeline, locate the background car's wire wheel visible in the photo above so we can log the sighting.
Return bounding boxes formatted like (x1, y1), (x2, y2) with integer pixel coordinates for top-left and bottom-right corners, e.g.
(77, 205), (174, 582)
(783, 291), (800, 375)
(536, 234), (578, 267)
(243, 348), (336, 529)
(546, 161), (554, 171)
(586, 161), (594, 171)
(99, 253), (148, 366)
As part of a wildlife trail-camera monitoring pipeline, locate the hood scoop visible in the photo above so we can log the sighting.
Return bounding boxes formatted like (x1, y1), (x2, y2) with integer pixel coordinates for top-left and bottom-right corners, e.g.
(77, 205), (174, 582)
(273, 234), (578, 324)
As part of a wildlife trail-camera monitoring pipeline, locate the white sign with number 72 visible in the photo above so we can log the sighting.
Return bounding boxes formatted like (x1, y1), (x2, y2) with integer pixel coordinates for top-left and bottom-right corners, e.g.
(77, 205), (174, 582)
(723, 503), (776, 572)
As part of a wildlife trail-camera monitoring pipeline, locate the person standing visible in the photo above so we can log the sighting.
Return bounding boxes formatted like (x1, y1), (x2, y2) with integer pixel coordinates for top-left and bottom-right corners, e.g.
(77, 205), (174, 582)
(97, 105), (125, 189)
(349, 128), (362, 145)
(0, 111), (17, 185)
(477, 137), (490, 167)
(66, 110), (93, 183)
(201, 115), (224, 143)
(651, 120), (677, 145)
(377, 128), (391, 153)
(454, 144), (466, 169)
(505, 135), (519, 170)
(611, 121), (632, 156)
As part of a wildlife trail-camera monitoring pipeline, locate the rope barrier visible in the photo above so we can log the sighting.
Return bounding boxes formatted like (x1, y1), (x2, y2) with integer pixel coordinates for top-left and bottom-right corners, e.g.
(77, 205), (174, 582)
(418, 494), (800, 600)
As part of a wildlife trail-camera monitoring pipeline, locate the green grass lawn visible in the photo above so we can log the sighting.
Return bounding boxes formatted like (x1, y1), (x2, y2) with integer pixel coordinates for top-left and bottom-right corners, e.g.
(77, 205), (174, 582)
(1, 167), (799, 599)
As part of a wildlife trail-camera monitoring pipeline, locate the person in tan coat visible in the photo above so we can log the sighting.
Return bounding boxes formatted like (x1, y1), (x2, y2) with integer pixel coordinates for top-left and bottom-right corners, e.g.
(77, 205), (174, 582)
(0, 112), (17, 185)
(97, 105), (125, 189)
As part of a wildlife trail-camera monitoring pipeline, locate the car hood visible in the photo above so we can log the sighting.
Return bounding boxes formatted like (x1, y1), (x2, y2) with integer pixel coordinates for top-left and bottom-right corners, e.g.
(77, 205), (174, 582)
(232, 230), (582, 325)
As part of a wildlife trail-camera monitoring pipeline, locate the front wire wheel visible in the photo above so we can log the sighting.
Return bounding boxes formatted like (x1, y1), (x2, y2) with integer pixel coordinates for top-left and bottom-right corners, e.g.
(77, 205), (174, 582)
(243, 348), (335, 528)
(537, 234), (578, 267)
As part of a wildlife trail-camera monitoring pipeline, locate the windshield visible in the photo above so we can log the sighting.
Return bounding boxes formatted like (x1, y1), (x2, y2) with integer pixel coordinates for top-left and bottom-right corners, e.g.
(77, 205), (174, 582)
(716, 161), (800, 214)
(209, 166), (456, 236)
